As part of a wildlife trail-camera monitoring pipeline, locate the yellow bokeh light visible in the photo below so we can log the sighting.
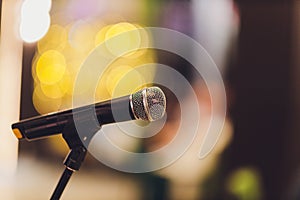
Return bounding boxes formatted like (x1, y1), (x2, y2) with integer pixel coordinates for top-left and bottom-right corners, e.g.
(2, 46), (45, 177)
(63, 44), (80, 61)
(71, 67), (95, 96)
(47, 136), (69, 157)
(65, 55), (86, 77)
(39, 72), (71, 99)
(37, 24), (68, 54)
(106, 65), (145, 97)
(105, 22), (141, 57)
(226, 168), (262, 200)
(106, 50), (157, 83)
(94, 25), (112, 47)
(33, 85), (62, 114)
(61, 94), (73, 110)
(131, 50), (156, 82)
(31, 21), (156, 115)
(59, 72), (73, 95)
(68, 20), (99, 53)
(121, 24), (150, 59)
(36, 50), (66, 84)
(95, 78), (111, 102)
(40, 83), (66, 99)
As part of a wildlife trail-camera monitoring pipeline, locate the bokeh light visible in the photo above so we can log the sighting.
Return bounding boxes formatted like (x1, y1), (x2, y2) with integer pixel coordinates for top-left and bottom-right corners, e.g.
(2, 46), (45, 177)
(68, 20), (99, 53)
(106, 65), (145, 97)
(31, 19), (155, 114)
(37, 25), (68, 54)
(40, 83), (65, 99)
(32, 85), (62, 114)
(36, 50), (66, 85)
(39, 74), (71, 99)
(105, 22), (142, 57)
(20, 0), (51, 43)
(95, 25), (112, 47)
(226, 167), (263, 200)
(119, 24), (150, 59)
(22, 0), (51, 13)
(20, 15), (51, 43)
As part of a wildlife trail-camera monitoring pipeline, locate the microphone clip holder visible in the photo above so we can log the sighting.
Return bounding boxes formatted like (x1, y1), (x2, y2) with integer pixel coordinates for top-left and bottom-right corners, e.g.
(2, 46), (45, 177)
(50, 121), (99, 200)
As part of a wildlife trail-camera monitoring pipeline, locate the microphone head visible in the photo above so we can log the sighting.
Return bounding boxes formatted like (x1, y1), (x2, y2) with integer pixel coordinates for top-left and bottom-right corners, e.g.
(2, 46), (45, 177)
(130, 87), (166, 121)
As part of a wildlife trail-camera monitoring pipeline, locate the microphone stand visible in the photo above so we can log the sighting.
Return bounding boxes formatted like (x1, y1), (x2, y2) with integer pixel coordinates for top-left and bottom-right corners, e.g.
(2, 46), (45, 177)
(50, 146), (86, 200)
(50, 122), (97, 200)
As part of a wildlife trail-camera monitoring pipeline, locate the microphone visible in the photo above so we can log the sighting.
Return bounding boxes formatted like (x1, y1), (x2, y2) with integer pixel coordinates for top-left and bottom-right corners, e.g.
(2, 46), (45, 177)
(12, 87), (166, 141)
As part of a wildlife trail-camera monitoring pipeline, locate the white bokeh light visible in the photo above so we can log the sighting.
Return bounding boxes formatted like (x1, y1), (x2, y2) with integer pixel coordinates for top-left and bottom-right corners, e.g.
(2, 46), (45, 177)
(20, 0), (52, 43)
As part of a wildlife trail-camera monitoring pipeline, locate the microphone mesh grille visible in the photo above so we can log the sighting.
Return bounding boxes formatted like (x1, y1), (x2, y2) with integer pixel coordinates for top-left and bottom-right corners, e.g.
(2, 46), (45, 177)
(131, 89), (148, 120)
(146, 87), (166, 121)
(131, 87), (166, 121)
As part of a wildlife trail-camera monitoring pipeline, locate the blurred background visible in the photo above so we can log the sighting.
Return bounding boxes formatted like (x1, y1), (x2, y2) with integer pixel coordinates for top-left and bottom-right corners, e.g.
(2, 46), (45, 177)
(1, 0), (300, 199)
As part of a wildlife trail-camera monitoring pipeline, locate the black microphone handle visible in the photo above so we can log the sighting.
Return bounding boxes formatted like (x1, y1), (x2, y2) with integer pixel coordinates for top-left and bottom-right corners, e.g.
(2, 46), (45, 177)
(12, 95), (135, 141)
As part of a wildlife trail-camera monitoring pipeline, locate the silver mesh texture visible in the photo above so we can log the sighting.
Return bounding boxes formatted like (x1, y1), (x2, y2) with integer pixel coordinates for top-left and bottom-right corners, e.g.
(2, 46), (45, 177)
(130, 87), (166, 121)
(130, 89), (148, 120)
(145, 87), (166, 121)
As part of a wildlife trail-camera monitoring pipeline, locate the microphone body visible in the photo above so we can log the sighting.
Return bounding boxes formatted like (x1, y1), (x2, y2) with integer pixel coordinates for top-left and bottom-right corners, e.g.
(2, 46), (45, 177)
(12, 87), (166, 141)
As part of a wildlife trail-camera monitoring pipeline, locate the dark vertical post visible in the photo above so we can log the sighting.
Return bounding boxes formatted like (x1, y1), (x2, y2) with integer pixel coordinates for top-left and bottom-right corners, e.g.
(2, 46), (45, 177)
(230, 1), (293, 199)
